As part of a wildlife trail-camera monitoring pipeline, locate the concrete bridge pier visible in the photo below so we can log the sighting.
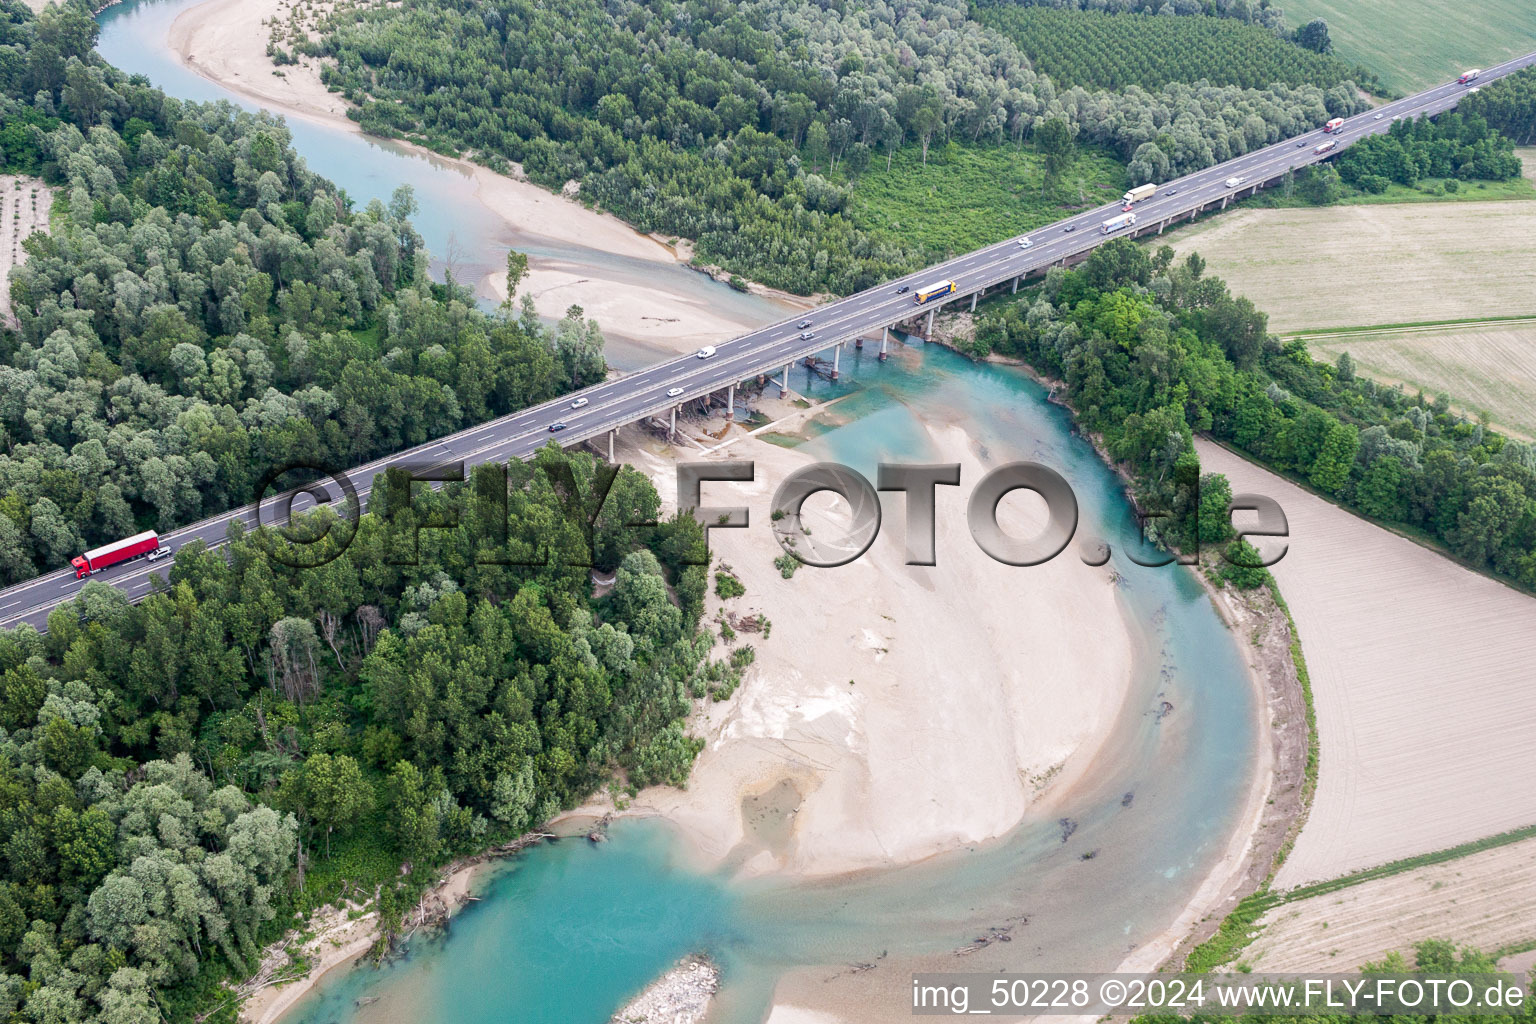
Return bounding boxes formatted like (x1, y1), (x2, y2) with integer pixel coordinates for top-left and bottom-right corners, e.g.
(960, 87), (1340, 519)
(831, 342), (841, 380)
(1221, 195), (1229, 210)
(1012, 277), (1019, 294)
(1158, 219), (1168, 235)
(608, 429), (615, 462)
(969, 291), (979, 312)
(925, 308), (935, 338)
(879, 326), (889, 362)
(781, 363), (790, 397)
(726, 382), (735, 419)
(670, 406), (677, 441)
(1189, 207), (1199, 222)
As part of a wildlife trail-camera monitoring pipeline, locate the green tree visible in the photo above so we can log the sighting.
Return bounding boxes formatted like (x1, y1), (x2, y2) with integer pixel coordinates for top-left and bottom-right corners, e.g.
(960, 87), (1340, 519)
(503, 249), (529, 307)
(1294, 19), (1333, 54)
(1197, 473), (1235, 545)
(1308, 422), (1360, 494)
(302, 753), (374, 857)
(1035, 116), (1076, 189)
(386, 760), (441, 866)
(1219, 539), (1270, 589)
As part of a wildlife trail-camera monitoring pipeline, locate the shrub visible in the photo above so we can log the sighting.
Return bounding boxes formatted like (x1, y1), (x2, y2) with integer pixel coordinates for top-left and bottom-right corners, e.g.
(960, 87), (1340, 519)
(714, 571), (746, 599)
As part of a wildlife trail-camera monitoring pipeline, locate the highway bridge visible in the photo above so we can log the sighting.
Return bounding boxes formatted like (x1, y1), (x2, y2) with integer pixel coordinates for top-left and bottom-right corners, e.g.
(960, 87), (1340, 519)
(3, 52), (1535, 631)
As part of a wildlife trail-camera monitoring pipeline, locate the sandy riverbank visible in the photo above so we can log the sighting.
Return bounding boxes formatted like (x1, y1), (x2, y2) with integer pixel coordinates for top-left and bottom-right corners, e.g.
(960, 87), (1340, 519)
(590, 400), (1136, 880)
(238, 860), (483, 1024)
(166, 0), (805, 353)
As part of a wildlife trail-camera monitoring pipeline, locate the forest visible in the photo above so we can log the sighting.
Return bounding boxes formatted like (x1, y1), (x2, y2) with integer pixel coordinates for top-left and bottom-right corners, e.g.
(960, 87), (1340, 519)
(0, 442), (721, 1023)
(962, 240), (1536, 588)
(973, 7), (1358, 91)
(296, 0), (1367, 293)
(0, 2), (609, 589)
(0, 6), (734, 1020)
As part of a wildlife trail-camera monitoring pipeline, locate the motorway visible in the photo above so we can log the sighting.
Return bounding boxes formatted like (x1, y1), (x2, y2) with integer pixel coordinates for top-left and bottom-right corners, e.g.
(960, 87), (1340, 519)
(3, 53), (1535, 630)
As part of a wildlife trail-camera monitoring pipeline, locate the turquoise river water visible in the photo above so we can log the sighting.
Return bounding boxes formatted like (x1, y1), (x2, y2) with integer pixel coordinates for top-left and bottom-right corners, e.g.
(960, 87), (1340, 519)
(96, 4), (1262, 1021)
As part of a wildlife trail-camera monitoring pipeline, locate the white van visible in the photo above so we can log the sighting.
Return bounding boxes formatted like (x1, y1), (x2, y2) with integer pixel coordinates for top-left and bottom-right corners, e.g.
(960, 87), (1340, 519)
(696, 346), (716, 359)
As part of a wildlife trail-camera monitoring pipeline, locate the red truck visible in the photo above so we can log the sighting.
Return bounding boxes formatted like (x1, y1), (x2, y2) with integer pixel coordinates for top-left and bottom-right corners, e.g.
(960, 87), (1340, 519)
(1323, 118), (1345, 133)
(71, 530), (167, 578)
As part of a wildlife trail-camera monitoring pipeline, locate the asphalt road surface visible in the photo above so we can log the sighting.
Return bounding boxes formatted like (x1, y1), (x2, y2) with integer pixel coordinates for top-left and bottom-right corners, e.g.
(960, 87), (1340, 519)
(3, 54), (1533, 630)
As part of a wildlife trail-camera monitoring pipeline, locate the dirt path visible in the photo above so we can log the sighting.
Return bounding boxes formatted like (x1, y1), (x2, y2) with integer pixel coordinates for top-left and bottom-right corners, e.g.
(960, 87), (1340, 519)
(1242, 837), (1536, 971)
(0, 175), (51, 326)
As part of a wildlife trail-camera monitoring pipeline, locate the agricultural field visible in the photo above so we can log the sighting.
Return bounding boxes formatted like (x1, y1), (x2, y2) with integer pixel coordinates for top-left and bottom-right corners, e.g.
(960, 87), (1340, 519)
(1195, 441), (1536, 889)
(1240, 837), (1536, 971)
(1305, 320), (1536, 439)
(843, 143), (1127, 260)
(974, 7), (1359, 91)
(1168, 201), (1536, 332)
(1279, 0), (1536, 94)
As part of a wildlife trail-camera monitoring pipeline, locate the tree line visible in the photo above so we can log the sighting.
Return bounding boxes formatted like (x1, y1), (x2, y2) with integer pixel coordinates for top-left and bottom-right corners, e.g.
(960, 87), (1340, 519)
(1334, 111), (1523, 193)
(0, 1), (609, 588)
(963, 240), (1536, 588)
(0, 443), (722, 1023)
(1460, 65), (1536, 145)
(296, 0), (1366, 292)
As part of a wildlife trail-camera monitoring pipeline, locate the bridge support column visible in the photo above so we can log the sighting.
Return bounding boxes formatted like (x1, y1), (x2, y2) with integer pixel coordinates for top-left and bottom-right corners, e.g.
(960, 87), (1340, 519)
(1189, 207), (1198, 222)
(1012, 277), (1019, 294)
(925, 308), (935, 339)
(1221, 195), (1229, 210)
(608, 429), (615, 462)
(726, 383), (735, 419)
(1158, 219), (1167, 235)
(670, 406), (677, 441)
(781, 363), (790, 397)
(831, 343), (840, 380)
(879, 327), (889, 362)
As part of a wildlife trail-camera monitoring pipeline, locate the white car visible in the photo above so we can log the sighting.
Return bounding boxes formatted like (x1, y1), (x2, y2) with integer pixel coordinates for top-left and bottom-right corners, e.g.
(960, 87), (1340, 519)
(146, 546), (173, 563)
(667, 387), (685, 398)
(1017, 237), (1033, 249)
(696, 346), (716, 359)
(570, 396), (589, 409)
(1225, 176), (1246, 188)
(1374, 113), (1384, 120)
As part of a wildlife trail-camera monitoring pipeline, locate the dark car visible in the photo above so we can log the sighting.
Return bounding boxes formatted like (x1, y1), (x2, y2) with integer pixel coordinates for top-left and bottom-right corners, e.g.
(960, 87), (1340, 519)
(1063, 224), (1077, 233)
(897, 284), (910, 294)
(1297, 140), (1307, 147)
(798, 319), (812, 329)
(548, 422), (568, 433)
